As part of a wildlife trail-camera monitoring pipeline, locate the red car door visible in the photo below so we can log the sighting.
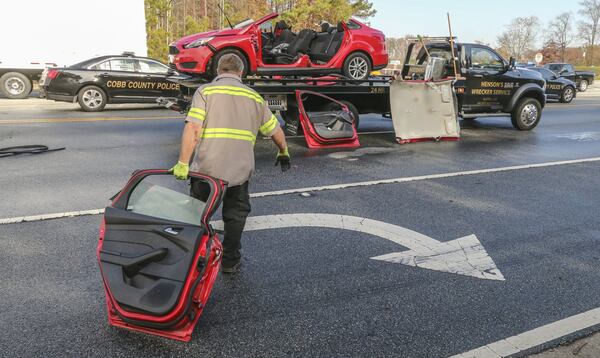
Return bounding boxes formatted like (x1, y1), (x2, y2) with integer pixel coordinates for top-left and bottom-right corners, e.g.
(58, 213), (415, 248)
(97, 169), (226, 342)
(295, 90), (360, 149)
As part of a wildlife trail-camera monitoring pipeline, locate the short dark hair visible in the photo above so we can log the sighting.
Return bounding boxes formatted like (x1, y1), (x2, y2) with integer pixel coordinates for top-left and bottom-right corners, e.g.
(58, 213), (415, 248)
(217, 54), (244, 74)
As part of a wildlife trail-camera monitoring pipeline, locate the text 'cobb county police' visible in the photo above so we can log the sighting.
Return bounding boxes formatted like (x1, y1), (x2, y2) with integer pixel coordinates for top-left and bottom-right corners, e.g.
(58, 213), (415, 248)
(106, 81), (180, 90)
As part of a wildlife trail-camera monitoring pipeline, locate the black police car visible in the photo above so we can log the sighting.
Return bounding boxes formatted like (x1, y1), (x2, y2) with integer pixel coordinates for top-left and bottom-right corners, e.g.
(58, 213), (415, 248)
(524, 67), (576, 103)
(39, 53), (181, 111)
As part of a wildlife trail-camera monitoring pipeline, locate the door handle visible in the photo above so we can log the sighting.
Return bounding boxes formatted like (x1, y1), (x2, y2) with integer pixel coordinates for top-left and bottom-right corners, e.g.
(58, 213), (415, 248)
(164, 227), (182, 235)
(472, 74), (484, 78)
(99, 73), (110, 78)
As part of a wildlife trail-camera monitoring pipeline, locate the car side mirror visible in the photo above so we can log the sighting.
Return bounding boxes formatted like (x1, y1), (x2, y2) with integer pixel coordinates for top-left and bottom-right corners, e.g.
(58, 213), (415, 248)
(508, 57), (516, 70)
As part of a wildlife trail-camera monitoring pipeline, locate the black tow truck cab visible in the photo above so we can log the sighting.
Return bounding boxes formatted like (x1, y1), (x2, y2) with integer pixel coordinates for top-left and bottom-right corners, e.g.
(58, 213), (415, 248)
(544, 63), (595, 92)
(402, 38), (547, 130)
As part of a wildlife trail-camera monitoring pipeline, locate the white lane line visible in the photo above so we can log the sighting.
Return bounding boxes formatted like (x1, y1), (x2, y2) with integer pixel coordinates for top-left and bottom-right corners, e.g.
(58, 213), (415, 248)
(451, 307), (600, 357)
(1, 156), (600, 225)
(250, 156), (600, 198)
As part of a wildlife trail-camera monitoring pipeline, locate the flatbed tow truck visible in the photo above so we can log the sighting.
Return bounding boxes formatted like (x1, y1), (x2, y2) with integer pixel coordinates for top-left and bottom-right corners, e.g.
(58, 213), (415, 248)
(160, 38), (547, 139)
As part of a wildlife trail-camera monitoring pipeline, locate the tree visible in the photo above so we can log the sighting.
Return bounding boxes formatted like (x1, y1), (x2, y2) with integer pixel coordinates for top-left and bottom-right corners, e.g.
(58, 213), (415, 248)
(547, 12), (573, 62)
(280, 0), (376, 30)
(578, 0), (600, 65)
(497, 16), (540, 61)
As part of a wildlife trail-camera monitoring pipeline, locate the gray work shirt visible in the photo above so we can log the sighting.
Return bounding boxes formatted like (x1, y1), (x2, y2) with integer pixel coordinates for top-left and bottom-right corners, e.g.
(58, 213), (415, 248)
(185, 74), (280, 186)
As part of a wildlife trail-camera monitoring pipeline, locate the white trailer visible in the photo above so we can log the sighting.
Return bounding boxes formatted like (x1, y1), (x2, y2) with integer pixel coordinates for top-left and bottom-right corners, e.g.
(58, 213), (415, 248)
(0, 0), (147, 99)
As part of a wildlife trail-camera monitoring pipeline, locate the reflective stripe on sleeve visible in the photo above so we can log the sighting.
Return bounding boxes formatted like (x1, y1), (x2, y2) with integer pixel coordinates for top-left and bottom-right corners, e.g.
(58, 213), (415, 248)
(259, 114), (279, 135)
(188, 107), (206, 121)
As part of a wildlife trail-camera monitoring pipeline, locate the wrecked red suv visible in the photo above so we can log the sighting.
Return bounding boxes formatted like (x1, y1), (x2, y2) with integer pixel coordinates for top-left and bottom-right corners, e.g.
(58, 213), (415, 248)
(168, 13), (388, 80)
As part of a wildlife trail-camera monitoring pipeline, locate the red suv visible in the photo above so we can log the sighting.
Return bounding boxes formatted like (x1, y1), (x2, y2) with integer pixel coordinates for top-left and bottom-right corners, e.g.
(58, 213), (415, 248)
(169, 13), (388, 80)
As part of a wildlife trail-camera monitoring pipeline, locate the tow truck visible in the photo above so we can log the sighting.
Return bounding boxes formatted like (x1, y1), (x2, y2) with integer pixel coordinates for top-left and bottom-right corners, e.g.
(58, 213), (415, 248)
(160, 37), (547, 144)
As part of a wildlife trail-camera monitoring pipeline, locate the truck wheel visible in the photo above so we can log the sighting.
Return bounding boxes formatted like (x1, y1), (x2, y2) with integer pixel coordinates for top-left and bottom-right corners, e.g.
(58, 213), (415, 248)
(326, 100), (360, 130)
(211, 49), (249, 78)
(0, 72), (32, 99)
(579, 79), (588, 92)
(560, 86), (575, 103)
(77, 85), (107, 112)
(342, 53), (371, 81)
(511, 97), (541, 131)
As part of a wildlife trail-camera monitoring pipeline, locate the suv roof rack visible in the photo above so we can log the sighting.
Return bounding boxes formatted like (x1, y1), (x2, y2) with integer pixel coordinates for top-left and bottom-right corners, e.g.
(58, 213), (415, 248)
(121, 51), (136, 57)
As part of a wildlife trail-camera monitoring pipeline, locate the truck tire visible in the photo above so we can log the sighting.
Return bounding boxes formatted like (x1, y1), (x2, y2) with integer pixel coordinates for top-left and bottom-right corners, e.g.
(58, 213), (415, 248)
(560, 86), (575, 103)
(326, 100), (360, 130)
(77, 85), (107, 112)
(579, 79), (588, 92)
(0, 72), (32, 99)
(511, 97), (541, 131)
(210, 49), (249, 78)
(342, 52), (371, 81)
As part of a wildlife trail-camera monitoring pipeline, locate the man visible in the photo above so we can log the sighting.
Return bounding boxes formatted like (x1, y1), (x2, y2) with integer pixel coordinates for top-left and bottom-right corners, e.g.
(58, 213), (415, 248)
(170, 54), (290, 274)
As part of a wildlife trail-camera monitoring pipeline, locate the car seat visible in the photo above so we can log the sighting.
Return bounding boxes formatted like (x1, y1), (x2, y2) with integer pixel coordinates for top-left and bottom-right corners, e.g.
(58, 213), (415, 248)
(309, 22), (344, 63)
(273, 29), (316, 64)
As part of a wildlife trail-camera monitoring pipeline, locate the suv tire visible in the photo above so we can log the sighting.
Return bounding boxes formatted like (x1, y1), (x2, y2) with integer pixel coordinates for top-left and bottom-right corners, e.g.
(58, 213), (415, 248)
(511, 97), (541, 131)
(579, 79), (589, 92)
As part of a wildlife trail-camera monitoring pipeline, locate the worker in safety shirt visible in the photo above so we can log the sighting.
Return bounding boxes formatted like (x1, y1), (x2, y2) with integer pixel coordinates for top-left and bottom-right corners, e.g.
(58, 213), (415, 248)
(170, 54), (290, 274)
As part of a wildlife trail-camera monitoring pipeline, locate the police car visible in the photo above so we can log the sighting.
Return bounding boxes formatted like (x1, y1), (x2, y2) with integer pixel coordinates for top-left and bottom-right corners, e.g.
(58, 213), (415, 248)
(524, 67), (576, 103)
(39, 53), (180, 111)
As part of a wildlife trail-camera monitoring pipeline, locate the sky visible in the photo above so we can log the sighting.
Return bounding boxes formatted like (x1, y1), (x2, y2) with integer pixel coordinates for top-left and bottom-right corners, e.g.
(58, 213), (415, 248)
(369, 0), (585, 47)
(0, 0), (147, 66)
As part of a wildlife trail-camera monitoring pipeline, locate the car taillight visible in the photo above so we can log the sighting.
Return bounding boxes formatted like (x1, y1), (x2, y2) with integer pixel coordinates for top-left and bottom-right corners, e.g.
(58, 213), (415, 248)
(47, 69), (60, 79)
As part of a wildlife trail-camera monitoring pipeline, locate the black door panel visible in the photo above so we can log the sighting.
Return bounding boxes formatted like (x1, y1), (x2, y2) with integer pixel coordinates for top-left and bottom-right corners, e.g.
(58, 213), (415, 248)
(100, 207), (205, 316)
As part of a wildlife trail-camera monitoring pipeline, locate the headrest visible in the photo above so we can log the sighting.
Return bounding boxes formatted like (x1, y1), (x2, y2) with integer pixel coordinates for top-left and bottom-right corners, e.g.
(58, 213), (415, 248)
(320, 23), (330, 33)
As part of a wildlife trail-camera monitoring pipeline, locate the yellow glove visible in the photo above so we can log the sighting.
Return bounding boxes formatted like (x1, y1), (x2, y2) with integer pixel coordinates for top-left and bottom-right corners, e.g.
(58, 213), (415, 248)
(169, 161), (189, 180)
(275, 147), (290, 172)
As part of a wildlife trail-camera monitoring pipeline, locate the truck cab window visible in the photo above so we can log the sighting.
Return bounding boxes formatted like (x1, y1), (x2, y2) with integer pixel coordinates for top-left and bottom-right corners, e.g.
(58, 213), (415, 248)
(470, 47), (504, 72)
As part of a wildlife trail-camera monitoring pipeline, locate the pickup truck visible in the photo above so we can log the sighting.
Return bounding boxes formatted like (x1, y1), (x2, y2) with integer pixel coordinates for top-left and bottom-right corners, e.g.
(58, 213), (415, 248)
(543, 63), (595, 92)
(402, 39), (547, 130)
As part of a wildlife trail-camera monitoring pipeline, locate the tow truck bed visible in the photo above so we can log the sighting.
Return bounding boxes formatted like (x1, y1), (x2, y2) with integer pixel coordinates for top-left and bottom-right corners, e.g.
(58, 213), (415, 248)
(165, 75), (392, 116)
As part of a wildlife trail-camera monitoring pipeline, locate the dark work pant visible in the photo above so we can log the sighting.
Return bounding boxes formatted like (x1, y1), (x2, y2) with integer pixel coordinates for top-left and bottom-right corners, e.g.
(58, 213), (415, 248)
(191, 178), (251, 265)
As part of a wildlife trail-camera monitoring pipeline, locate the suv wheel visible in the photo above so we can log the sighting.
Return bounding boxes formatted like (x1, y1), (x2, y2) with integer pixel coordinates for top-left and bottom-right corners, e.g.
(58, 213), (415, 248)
(343, 53), (371, 81)
(0, 72), (32, 99)
(511, 97), (541, 131)
(560, 86), (575, 103)
(579, 79), (589, 92)
(211, 49), (249, 78)
(78, 85), (107, 112)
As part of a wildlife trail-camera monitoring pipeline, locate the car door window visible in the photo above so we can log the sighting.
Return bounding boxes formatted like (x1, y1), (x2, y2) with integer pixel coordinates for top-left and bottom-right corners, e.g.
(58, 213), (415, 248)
(565, 64), (575, 73)
(93, 61), (111, 70)
(470, 47), (504, 72)
(137, 59), (169, 74)
(126, 175), (209, 226)
(109, 59), (136, 72)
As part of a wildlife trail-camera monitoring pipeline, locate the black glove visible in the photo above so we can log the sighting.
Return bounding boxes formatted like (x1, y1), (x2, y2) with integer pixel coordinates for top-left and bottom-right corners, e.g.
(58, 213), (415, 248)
(275, 148), (291, 172)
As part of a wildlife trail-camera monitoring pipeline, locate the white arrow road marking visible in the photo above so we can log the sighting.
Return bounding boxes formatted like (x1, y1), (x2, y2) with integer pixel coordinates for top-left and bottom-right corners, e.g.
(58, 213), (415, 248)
(211, 213), (504, 281)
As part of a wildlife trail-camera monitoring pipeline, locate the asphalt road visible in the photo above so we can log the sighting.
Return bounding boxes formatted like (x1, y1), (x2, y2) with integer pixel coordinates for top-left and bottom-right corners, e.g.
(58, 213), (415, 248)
(1, 90), (600, 357)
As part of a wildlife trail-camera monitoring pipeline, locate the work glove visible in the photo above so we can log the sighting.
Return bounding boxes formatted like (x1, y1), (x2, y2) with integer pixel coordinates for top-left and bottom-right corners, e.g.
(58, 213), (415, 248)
(275, 147), (291, 172)
(169, 161), (189, 180)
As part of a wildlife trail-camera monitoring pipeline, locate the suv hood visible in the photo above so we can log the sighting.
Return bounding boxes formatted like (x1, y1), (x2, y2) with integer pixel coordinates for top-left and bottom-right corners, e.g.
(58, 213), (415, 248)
(172, 28), (245, 47)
